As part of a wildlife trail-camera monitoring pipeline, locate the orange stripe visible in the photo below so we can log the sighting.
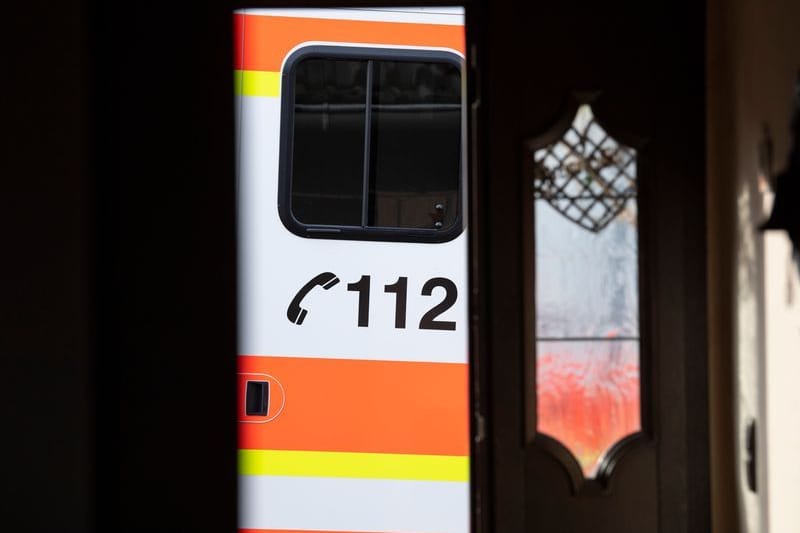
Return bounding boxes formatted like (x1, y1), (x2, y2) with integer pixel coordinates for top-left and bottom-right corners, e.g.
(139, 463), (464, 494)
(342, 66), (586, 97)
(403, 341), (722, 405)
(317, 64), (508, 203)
(238, 355), (468, 456)
(234, 14), (465, 72)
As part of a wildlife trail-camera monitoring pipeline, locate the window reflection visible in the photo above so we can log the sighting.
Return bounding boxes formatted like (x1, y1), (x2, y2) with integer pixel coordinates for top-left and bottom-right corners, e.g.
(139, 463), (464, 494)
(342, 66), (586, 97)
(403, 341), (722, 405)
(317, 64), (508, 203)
(369, 60), (461, 229)
(288, 55), (461, 234)
(293, 59), (367, 226)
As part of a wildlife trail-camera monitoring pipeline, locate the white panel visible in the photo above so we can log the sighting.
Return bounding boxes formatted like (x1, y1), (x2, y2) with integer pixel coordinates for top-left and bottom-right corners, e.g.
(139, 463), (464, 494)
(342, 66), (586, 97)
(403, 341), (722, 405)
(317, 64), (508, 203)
(237, 7), (465, 26)
(764, 233), (800, 533)
(236, 12), (469, 533)
(237, 96), (469, 364)
(239, 475), (469, 533)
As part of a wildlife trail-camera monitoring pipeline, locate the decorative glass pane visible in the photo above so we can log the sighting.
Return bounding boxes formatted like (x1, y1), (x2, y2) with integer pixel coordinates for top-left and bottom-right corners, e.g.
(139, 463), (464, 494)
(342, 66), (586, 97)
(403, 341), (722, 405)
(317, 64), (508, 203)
(537, 340), (640, 478)
(532, 104), (641, 478)
(536, 199), (638, 338)
(532, 105), (636, 233)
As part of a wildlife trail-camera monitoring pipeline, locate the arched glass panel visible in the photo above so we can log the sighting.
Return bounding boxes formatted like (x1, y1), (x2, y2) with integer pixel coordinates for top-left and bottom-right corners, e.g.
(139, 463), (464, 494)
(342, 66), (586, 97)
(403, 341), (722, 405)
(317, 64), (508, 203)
(532, 104), (640, 478)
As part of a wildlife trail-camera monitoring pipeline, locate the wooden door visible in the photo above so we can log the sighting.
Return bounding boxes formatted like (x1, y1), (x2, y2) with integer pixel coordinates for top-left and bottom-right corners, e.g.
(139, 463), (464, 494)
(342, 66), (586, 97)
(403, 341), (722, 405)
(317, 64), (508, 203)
(467, 1), (709, 531)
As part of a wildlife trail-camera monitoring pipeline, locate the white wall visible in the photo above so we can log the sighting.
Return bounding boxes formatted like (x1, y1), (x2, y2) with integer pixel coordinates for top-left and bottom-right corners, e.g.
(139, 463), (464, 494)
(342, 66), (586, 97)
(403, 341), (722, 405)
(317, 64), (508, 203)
(708, 1), (800, 531)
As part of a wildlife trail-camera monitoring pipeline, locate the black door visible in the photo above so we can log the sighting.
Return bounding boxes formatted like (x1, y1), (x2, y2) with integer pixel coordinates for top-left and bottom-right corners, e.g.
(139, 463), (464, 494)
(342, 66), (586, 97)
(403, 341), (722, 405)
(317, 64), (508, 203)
(468, 1), (708, 531)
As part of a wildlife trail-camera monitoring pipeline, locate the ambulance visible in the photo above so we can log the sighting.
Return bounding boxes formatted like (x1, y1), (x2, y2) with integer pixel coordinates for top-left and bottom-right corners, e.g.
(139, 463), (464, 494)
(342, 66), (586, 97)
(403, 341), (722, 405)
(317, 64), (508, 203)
(235, 7), (469, 532)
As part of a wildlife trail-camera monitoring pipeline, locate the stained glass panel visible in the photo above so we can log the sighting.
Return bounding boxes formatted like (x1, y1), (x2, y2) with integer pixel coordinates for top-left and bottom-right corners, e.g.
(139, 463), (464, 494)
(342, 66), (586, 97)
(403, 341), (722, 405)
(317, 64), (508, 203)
(536, 199), (638, 339)
(532, 104), (641, 479)
(537, 340), (640, 477)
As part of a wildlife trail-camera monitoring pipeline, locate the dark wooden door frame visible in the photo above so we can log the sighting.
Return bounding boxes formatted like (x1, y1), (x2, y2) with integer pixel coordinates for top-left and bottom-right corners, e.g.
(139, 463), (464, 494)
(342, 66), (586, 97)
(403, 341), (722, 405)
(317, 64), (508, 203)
(468, 1), (710, 531)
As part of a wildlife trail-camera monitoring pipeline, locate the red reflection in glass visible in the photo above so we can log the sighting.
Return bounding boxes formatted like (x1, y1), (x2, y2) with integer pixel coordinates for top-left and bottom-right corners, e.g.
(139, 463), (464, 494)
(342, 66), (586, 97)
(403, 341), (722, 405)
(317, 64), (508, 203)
(536, 340), (640, 477)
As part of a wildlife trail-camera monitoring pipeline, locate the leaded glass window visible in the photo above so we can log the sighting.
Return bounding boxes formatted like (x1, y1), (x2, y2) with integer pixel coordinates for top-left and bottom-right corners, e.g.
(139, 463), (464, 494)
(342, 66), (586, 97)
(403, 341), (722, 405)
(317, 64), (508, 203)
(530, 104), (641, 479)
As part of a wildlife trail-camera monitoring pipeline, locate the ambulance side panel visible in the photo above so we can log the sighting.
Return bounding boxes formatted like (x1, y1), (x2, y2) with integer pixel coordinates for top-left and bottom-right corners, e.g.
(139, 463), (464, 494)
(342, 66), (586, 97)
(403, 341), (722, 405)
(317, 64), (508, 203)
(236, 9), (468, 533)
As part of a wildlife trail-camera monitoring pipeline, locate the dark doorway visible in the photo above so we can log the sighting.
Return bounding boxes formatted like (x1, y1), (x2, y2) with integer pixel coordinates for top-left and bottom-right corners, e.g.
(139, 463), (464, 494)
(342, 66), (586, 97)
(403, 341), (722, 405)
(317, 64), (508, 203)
(469, 1), (709, 532)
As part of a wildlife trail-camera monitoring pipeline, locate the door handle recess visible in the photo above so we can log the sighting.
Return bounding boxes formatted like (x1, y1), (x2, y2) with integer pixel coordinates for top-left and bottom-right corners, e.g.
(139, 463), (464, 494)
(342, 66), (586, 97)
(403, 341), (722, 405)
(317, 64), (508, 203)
(246, 381), (270, 416)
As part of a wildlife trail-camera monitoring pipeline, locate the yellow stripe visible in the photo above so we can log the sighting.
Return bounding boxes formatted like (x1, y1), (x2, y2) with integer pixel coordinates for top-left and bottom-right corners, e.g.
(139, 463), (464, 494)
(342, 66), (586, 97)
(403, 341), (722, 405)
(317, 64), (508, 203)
(238, 449), (469, 482)
(234, 70), (280, 97)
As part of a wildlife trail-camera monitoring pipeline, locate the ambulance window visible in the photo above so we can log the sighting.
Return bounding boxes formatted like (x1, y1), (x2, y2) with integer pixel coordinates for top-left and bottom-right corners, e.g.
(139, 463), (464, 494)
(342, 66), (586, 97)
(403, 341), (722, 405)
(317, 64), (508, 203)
(292, 59), (367, 226)
(281, 48), (463, 242)
(369, 60), (461, 230)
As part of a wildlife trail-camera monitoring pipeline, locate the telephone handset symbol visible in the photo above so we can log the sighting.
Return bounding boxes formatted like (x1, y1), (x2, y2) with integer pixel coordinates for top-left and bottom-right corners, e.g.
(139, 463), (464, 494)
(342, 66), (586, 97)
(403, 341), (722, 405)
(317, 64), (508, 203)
(287, 272), (340, 325)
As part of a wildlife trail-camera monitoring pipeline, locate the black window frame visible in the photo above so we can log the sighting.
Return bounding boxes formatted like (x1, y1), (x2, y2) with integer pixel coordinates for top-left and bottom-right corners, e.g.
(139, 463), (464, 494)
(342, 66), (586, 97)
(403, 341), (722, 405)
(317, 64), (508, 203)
(278, 45), (465, 243)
